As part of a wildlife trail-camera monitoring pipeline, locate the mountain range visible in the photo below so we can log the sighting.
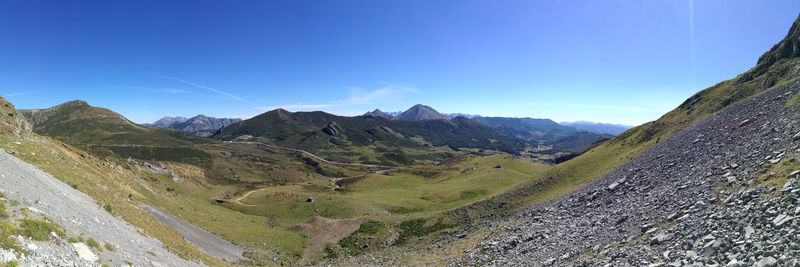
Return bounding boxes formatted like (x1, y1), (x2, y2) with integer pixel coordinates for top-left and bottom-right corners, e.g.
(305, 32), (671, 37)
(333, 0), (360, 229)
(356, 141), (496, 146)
(147, 115), (242, 137)
(559, 121), (632, 135)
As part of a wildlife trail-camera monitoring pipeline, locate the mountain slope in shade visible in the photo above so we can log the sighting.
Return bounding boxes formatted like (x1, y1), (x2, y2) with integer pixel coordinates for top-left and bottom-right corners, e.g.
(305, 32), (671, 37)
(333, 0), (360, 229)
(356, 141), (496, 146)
(150, 115), (241, 137)
(217, 108), (528, 155)
(395, 104), (451, 121)
(560, 121), (632, 135)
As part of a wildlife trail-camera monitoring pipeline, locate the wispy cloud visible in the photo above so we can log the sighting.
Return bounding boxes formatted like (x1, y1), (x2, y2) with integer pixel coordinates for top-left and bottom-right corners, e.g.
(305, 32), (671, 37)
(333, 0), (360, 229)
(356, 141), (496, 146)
(124, 86), (195, 95)
(2, 92), (29, 97)
(259, 84), (421, 112)
(158, 76), (245, 102)
(342, 84), (420, 105)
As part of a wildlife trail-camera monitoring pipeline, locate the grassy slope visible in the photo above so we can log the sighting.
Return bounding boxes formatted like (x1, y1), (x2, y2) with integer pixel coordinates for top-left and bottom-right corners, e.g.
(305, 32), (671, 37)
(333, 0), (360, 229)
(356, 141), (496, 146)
(0, 99), (229, 266)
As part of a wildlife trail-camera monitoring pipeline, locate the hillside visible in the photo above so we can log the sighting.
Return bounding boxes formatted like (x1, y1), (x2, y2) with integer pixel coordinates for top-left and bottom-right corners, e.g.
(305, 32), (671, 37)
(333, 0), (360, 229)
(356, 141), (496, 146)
(19, 100), (212, 164)
(149, 115), (242, 137)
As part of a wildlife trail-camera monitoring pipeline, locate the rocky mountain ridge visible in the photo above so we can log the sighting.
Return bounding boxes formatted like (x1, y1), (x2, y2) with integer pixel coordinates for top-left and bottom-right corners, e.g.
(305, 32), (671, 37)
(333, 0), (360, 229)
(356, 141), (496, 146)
(148, 115), (241, 137)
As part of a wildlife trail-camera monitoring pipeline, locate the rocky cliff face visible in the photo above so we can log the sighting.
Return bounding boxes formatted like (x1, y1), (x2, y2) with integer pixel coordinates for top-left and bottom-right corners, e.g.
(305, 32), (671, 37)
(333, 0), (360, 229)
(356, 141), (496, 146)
(149, 116), (188, 128)
(0, 97), (31, 137)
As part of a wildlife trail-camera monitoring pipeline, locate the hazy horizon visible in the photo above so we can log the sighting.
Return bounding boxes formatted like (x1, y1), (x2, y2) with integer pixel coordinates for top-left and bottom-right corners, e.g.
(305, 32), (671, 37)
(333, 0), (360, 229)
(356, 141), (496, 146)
(2, 1), (799, 125)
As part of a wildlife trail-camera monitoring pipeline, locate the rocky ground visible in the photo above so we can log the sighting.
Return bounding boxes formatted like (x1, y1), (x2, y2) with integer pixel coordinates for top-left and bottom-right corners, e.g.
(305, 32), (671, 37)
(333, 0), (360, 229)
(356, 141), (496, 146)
(455, 82), (800, 266)
(0, 150), (202, 266)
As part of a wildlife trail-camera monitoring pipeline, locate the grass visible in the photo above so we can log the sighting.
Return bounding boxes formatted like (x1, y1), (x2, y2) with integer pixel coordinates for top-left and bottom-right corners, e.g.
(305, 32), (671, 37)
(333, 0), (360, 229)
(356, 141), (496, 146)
(0, 221), (19, 251)
(86, 238), (102, 251)
(20, 218), (64, 241)
(229, 155), (549, 227)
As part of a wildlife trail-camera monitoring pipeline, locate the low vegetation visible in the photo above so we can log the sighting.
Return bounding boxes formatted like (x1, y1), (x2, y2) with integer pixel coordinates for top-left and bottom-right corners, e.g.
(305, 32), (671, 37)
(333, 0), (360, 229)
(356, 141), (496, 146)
(20, 218), (64, 241)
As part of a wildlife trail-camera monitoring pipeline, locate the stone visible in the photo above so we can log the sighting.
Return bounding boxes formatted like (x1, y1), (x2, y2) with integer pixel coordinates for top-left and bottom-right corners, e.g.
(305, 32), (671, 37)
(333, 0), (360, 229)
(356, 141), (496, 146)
(753, 256), (777, 267)
(793, 132), (800, 141)
(772, 214), (792, 227)
(72, 242), (99, 262)
(744, 225), (755, 240)
(650, 233), (674, 245)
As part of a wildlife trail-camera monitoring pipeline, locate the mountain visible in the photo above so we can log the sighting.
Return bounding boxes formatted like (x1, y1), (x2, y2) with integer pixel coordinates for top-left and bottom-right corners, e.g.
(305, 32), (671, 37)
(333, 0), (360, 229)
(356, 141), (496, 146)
(362, 109), (394, 119)
(560, 121), (632, 135)
(149, 116), (188, 128)
(395, 104), (451, 121)
(19, 100), (211, 164)
(472, 117), (612, 152)
(217, 108), (528, 156)
(149, 115), (242, 137)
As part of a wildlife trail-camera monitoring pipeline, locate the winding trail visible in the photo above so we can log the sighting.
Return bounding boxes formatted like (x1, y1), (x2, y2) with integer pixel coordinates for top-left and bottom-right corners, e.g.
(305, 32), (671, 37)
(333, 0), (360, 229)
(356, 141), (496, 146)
(218, 141), (402, 206)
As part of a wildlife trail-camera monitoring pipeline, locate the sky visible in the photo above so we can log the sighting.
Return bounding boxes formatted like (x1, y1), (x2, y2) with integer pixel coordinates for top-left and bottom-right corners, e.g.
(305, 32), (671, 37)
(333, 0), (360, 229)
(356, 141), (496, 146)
(1, 1), (799, 126)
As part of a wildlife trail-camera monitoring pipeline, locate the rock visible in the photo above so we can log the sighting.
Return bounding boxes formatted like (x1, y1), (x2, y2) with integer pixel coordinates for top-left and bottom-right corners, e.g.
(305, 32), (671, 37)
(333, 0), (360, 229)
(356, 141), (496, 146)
(744, 225), (755, 240)
(306, 197), (315, 203)
(754, 256), (777, 267)
(608, 182), (619, 190)
(772, 214), (792, 227)
(26, 243), (38, 251)
(650, 233), (674, 245)
(793, 132), (800, 141)
(71, 243), (99, 262)
(738, 119), (752, 127)
(0, 249), (16, 262)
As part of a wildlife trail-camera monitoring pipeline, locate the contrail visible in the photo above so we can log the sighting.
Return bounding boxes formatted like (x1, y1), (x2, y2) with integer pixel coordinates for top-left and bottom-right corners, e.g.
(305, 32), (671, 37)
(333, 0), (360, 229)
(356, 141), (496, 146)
(158, 76), (245, 102)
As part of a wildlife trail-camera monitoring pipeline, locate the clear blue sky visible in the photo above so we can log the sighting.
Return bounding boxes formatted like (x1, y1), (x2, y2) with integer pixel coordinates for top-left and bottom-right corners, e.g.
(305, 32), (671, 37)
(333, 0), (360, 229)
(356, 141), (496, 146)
(1, 1), (798, 125)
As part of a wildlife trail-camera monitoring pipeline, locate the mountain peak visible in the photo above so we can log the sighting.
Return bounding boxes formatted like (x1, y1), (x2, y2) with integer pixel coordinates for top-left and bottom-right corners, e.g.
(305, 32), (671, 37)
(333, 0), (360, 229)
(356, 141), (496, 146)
(395, 104), (450, 121)
(741, 15), (800, 83)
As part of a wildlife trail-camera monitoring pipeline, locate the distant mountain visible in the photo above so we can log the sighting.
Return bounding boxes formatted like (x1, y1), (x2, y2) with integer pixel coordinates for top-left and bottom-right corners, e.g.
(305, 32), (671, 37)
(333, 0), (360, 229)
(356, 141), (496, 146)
(149, 116), (188, 128)
(472, 117), (611, 152)
(362, 109), (394, 119)
(560, 121), (632, 136)
(149, 115), (241, 137)
(217, 108), (528, 156)
(395, 104), (451, 121)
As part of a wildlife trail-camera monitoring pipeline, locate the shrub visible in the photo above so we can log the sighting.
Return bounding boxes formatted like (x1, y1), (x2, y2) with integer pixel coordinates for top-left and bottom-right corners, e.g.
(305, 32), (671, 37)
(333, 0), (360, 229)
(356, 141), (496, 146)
(86, 238), (102, 251)
(104, 243), (115, 251)
(0, 221), (19, 250)
(20, 218), (64, 241)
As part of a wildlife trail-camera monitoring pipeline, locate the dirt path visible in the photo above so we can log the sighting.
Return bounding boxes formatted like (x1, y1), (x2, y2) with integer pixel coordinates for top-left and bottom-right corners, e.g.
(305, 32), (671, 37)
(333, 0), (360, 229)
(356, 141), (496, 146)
(290, 216), (363, 261)
(0, 151), (202, 266)
(142, 205), (246, 263)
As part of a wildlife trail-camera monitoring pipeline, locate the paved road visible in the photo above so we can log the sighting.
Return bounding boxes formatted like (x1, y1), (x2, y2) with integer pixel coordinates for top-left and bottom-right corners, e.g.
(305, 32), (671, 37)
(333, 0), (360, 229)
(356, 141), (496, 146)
(142, 205), (246, 263)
